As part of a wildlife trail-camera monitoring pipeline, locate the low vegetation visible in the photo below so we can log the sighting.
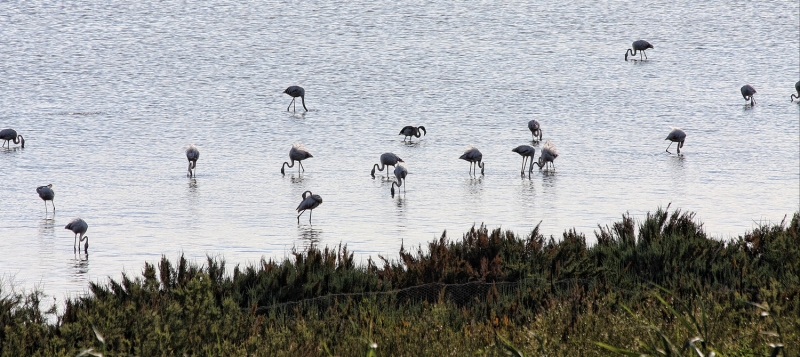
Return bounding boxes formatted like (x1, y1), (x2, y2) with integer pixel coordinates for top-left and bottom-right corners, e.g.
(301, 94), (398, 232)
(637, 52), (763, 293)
(1, 207), (798, 356)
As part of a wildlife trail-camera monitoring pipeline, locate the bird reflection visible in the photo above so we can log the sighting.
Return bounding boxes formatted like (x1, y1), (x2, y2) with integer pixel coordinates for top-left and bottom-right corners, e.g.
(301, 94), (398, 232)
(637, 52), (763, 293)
(395, 195), (407, 209)
(669, 154), (686, 170)
(290, 111), (307, 119)
(39, 217), (55, 238)
(0, 146), (22, 153)
(289, 174), (306, 184)
(464, 176), (484, 195)
(187, 178), (200, 208)
(541, 171), (558, 189)
(70, 254), (89, 278)
(519, 179), (536, 195)
(298, 225), (322, 243)
(402, 140), (423, 148)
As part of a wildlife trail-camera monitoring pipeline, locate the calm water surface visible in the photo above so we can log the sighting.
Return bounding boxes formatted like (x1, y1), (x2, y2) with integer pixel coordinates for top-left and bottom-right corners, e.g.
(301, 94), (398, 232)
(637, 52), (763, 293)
(1, 1), (798, 301)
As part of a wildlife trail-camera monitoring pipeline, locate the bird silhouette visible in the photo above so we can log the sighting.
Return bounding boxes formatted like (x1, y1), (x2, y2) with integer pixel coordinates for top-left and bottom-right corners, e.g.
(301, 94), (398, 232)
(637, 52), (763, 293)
(65, 218), (89, 253)
(284, 86), (307, 112)
(296, 190), (323, 224)
(625, 40), (653, 61)
(665, 128), (686, 154)
(512, 145), (537, 177)
(528, 120), (542, 141)
(399, 126), (426, 141)
(531, 141), (558, 171)
(36, 184), (55, 213)
(281, 143), (313, 175)
(741, 84), (757, 106)
(791, 81), (800, 102)
(371, 152), (404, 179)
(0, 129), (24, 148)
(186, 145), (199, 177)
(390, 164), (408, 198)
(460, 147), (485, 175)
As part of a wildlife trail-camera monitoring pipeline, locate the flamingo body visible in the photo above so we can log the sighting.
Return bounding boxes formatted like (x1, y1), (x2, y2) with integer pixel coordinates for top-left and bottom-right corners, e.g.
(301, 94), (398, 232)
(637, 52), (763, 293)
(186, 145), (200, 177)
(741, 84), (757, 106)
(281, 143), (313, 175)
(512, 145), (537, 176)
(296, 191), (323, 223)
(390, 164), (408, 197)
(399, 125), (426, 141)
(665, 128), (686, 154)
(625, 40), (653, 61)
(36, 184), (55, 212)
(0, 128), (25, 148)
(460, 147), (485, 175)
(284, 86), (307, 112)
(65, 218), (89, 253)
(527, 120), (542, 141)
(371, 152), (404, 178)
(532, 141), (558, 171)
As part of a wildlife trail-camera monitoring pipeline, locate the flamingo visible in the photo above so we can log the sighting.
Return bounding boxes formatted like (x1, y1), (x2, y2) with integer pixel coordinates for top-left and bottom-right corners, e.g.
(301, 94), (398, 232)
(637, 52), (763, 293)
(65, 218), (89, 253)
(625, 40), (653, 61)
(665, 128), (686, 154)
(741, 84), (757, 106)
(296, 191), (323, 224)
(531, 141), (558, 171)
(399, 126), (426, 141)
(390, 164), (408, 198)
(459, 147), (485, 175)
(281, 143), (313, 175)
(0, 129), (24, 148)
(371, 152), (404, 179)
(36, 184), (55, 213)
(528, 120), (542, 141)
(284, 86), (307, 112)
(186, 145), (199, 177)
(512, 145), (537, 177)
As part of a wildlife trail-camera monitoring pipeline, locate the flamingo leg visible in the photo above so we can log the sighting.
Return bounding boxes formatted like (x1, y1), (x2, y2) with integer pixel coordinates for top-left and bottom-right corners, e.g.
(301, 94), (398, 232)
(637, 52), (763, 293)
(528, 158), (535, 177)
(297, 210), (305, 224)
(309, 209), (313, 224)
(299, 161), (305, 172)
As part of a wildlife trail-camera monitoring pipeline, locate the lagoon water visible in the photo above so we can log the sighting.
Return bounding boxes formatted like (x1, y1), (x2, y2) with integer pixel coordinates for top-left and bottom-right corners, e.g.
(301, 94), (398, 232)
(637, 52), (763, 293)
(1, 1), (798, 301)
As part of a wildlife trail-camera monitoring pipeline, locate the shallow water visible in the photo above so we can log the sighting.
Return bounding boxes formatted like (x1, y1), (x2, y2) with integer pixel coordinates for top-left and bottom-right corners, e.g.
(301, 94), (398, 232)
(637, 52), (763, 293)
(1, 0), (798, 301)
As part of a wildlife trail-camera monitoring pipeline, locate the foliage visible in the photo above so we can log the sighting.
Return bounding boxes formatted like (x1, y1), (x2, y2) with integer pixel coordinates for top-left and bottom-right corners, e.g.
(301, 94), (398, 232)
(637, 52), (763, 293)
(0, 207), (798, 356)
